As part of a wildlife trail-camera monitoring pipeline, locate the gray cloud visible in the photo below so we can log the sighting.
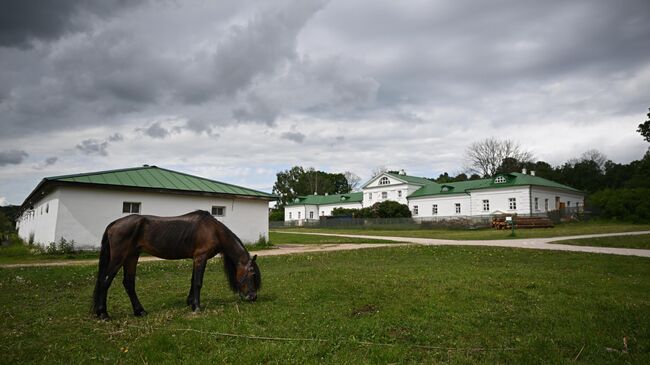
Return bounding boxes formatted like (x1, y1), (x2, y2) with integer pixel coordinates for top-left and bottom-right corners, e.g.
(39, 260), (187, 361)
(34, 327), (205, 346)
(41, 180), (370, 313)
(76, 139), (109, 156)
(34, 157), (58, 170)
(281, 131), (306, 143)
(0, 149), (28, 166)
(108, 133), (124, 142)
(137, 122), (170, 139)
(0, 0), (145, 48)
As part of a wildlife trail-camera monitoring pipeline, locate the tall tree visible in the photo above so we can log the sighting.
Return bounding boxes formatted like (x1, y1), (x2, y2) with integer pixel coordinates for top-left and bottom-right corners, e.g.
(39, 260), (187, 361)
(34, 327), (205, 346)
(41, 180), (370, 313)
(272, 166), (352, 207)
(343, 171), (361, 191)
(637, 107), (650, 142)
(464, 137), (534, 177)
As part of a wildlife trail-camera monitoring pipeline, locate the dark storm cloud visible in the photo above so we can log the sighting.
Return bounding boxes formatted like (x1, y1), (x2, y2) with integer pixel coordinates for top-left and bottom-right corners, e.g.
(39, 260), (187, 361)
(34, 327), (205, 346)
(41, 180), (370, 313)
(280, 131), (306, 143)
(0, 150), (28, 166)
(0, 0), (146, 48)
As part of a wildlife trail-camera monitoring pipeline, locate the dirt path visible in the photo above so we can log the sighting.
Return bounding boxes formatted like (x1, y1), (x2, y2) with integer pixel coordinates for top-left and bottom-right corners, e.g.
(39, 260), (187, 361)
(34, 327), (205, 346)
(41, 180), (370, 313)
(275, 230), (650, 258)
(2, 231), (648, 268)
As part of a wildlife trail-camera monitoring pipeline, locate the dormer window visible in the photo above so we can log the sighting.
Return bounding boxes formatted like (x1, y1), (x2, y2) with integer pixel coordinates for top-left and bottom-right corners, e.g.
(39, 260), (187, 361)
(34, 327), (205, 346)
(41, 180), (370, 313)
(494, 176), (507, 183)
(379, 177), (390, 185)
(441, 185), (454, 192)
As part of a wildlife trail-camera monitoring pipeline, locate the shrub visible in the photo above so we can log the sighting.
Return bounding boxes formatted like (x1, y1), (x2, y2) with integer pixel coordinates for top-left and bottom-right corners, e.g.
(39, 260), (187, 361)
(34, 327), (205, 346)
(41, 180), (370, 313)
(45, 237), (77, 255)
(332, 201), (412, 218)
(269, 209), (285, 221)
(589, 188), (650, 222)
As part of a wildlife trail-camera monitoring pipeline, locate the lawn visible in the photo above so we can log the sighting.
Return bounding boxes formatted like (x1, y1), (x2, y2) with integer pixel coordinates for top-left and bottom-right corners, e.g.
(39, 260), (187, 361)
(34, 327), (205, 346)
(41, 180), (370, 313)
(269, 231), (402, 245)
(1, 245), (648, 364)
(0, 241), (99, 265)
(275, 221), (650, 240)
(552, 234), (650, 250)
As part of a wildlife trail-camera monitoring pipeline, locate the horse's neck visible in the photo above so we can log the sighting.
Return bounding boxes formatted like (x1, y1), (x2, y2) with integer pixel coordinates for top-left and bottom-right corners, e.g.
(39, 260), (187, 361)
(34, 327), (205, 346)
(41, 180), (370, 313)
(222, 239), (248, 264)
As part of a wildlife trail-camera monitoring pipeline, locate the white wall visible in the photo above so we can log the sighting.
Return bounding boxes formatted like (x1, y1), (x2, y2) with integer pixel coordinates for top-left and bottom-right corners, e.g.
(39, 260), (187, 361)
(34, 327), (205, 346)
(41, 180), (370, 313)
(17, 191), (60, 244)
(21, 186), (269, 248)
(362, 174), (424, 207)
(284, 202), (362, 221)
(530, 187), (585, 213)
(469, 187), (531, 215)
(408, 194), (472, 218)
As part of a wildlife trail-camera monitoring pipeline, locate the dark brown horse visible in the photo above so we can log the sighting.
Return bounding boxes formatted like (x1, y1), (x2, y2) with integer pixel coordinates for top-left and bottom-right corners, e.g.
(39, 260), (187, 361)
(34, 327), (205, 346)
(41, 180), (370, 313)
(92, 210), (261, 320)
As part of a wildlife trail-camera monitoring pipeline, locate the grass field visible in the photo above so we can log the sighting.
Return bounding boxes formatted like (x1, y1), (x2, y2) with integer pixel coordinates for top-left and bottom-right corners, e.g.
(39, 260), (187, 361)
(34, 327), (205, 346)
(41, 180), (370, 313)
(275, 221), (650, 240)
(553, 234), (650, 250)
(269, 231), (401, 245)
(1, 245), (648, 364)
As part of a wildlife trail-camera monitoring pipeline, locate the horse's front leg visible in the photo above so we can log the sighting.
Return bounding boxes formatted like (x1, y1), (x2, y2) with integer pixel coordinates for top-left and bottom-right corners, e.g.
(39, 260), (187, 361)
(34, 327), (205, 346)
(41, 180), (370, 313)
(190, 255), (207, 312)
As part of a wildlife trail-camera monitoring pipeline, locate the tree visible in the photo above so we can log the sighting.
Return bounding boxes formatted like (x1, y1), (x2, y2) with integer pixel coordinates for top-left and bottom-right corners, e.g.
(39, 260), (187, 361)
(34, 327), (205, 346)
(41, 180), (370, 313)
(343, 171), (362, 191)
(579, 149), (607, 172)
(638, 107), (650, 142)
(464, 137), (534, 177)
(272, 166), (353, 207)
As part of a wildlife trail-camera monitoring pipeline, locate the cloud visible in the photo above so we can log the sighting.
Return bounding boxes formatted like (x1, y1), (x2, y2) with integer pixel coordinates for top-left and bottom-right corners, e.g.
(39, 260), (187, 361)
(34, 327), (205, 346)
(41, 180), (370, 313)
(137, 122), (170, 139)
(0, 149), (28, 166)
(0, 0), (145, 48)
(281, 131), (306, 143)
(107, 133), (124, 142)
(76, 139), (109, 156)
(33, 156), (58, 170)
(0, 196), (9, 206)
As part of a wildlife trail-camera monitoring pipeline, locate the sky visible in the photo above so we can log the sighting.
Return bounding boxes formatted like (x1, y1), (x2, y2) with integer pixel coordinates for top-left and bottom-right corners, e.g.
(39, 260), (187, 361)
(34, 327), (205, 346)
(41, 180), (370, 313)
(1, 0), (649, 206)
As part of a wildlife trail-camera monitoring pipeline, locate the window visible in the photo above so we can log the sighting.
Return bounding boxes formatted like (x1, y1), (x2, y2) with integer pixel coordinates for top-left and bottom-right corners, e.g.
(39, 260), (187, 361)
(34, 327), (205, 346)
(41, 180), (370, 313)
(534, 197), (539, 210)
(509, 198), (517, 210)
(398, 190), (402, 198)
(298, 212), (301, 219)
(544, 199), (549, 211)
(123, 202), (141, 214)
(382, 191), (388, 199)
(309, 211), (314, 219)
(379, 177), (390, 185)
(494, 176), (507, 183)
(211, 206), (225, 216)
(455, 203), (461, 214)
(321, 211), (324, 216)
(413, 205), (419, 215)
(432, 204), (438, 215)
(482, 199), (490, 212)
(567, 201), (571, 207)
(45, 203), (49, 214)
(368, 193), (372, 200)
(289, 212), (292, 219)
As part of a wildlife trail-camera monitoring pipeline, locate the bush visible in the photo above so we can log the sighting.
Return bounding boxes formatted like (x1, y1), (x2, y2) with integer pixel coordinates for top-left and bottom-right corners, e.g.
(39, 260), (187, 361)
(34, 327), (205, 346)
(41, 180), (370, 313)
(589, 188), (650, 222)
(269, 209), (285, 221)
(45, 237), (77, 255)
(332, 201), (412, 219)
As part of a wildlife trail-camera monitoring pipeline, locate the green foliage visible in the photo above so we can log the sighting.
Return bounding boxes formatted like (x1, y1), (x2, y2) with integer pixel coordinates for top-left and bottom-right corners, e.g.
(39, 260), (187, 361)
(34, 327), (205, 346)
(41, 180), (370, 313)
(0, 205), (20, 228)
(272, 166), (352, 207)
(638, 107), (650, 142)
(268, 209), (284, 221)
(589, 188), (650, 222)
(45, 237), (77, 255)
(331, 201), (412, 218)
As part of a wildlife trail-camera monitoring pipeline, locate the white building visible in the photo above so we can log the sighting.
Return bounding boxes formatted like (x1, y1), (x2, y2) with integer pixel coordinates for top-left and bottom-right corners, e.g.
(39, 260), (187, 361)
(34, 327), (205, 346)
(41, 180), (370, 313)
(285, 170), (584, 221)
(16, 166), (276, 248)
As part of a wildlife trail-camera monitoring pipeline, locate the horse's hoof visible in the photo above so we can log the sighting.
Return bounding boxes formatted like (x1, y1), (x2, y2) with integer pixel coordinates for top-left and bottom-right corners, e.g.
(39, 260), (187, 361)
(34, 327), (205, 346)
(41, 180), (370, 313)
(134, 309), (148, 317)
(192, 306), (201, 313)
(96, 312), (110, 321)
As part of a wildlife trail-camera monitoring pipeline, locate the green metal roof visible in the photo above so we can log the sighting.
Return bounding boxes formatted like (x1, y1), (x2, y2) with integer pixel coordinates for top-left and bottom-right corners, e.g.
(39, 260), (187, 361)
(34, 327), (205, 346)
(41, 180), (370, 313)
(409, 172), (582, 199)
(384, 172), (433, 185)
(286, 192), (363, 207)
(23, 166), (274, 206)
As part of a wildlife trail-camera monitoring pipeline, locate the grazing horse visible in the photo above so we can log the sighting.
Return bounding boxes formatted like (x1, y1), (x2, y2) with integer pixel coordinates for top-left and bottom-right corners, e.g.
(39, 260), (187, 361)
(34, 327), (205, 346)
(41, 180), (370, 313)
(91, 210), (261, 320)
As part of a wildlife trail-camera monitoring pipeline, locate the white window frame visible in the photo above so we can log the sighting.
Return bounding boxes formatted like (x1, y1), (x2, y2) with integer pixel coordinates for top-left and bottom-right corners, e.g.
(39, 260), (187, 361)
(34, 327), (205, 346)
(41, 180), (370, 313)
(289, 212), (292, 219)
(398, 190), (402, 198)
(544, 198), (549, 211)
(298, 211), (301, 219)
(211, 206), (226, 217)
(494, 176), (507, 183)
(432, 204), (438, 215)
(413, 205), (419, 216)
(381, 191), (388, 199)
(534, 197), (539, 211)
(508, 198), (517, 210)
(455, 203), (461, 214)
(309, 211), (314, 219)
(123, 202), (141, 214)
(368, 193), (372, 200)
(482, 199), (489, 212)
(379, 177), (390, 185)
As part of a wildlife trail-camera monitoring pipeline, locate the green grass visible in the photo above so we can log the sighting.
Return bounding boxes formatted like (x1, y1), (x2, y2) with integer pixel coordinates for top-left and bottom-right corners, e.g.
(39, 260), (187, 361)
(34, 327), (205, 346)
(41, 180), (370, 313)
(275, 221), (650, 240)
(1, 246), (649, 364)
(552, 234), (650, 250)
(0, 241), (99, 265)
(269, 231), (401, 245)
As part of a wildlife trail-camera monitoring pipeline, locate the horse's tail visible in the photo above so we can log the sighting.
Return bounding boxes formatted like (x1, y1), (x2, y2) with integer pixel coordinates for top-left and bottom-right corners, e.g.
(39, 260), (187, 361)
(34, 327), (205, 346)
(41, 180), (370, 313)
(91, 226), (111, 314)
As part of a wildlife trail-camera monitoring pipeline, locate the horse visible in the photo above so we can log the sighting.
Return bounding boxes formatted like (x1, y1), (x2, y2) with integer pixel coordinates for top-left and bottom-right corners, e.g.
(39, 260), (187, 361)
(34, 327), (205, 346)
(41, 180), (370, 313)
(91, 210), (261, 320)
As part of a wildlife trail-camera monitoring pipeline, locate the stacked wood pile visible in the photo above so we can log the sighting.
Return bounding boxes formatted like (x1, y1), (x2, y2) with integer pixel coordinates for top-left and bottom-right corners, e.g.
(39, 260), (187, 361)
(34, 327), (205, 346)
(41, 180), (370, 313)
(491, 216), (554, 229)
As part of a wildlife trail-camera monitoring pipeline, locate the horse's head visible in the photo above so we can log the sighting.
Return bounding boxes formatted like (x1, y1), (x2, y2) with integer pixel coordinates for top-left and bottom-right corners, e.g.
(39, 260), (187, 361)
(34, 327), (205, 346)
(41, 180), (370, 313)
(236, 254), (261, 302)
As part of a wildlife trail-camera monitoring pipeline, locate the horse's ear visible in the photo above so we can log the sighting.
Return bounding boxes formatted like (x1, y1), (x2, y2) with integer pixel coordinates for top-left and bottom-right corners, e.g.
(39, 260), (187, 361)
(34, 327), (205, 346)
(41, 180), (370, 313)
(252, 254), (257, 262)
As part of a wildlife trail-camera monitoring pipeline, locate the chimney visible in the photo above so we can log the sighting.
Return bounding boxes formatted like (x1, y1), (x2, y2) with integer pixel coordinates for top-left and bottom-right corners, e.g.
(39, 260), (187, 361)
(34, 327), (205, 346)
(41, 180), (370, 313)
(531, 170), (536, 176)
(522, 168), (527, 175)
(399, 169), (406, 175)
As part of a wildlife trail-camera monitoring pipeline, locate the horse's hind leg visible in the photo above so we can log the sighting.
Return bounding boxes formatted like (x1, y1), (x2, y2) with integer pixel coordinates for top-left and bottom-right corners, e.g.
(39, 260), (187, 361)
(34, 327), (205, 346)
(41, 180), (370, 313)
(186, 268), (195, 306)
(123, 254), (146, 316)
(96, 258), (123, 320)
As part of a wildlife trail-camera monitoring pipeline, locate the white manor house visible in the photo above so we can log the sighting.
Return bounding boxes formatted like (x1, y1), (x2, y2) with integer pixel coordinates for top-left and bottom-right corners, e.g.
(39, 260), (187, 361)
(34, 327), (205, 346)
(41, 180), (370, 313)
(285, 169), (584, 222)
